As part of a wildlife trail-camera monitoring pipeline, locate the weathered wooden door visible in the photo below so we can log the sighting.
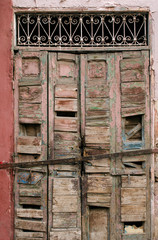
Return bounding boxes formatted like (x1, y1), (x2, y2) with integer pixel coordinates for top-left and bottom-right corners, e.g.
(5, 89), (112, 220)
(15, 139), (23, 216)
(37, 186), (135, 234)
(14, 50), (150, 240)
(14, 51), (48, 240)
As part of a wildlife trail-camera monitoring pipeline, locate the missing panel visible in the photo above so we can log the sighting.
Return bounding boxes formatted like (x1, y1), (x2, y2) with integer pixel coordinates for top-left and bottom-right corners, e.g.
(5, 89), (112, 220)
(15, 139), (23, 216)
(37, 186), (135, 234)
(20, 124), (41, 137)
(122, 115), (144, 150)
(56, 111), (76, 117)
(22, 204), (41, 209)
(124, 222), (144, 234)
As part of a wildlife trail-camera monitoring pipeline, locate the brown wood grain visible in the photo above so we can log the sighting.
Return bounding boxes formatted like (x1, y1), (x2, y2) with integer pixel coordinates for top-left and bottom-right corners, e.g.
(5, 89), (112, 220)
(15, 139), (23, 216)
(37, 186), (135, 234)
(15, 219), (46, 232)
(55, 98), (77, 112)
(55, 85), (78, 98)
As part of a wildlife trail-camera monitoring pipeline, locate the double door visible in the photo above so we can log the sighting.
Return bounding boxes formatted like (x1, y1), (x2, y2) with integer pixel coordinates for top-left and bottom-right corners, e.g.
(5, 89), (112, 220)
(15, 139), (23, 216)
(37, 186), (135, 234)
(14, 50), (150, 240)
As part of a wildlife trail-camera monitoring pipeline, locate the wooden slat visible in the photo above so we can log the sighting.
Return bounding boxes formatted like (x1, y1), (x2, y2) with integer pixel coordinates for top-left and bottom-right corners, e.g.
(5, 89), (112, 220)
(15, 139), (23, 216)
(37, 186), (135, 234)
(54, 132), (79, 142)
(121, 106), (146, 117)
(86, 110), (109, 127)
(121, 94), (145, 108)
(86, 85), (109, 98)
(121, 82), (145, 96)
(55, 117), (78, 132)
(19, 86), (42, 103)
(19, 197), (41, 205)
(17, 209), (43, 219)
(16, 231), (44, 238)
(55, 98), (77, 112)
(122, 234), (146, 240)
(121, 213), (146, 222)
(86, 98), (109, 111)
(16, 238), (43, 240)
(85, 158), (110, 173)
(17, 172), (43, 185)
(53, 213), (77, 228)
(54, 151), (80, 160)
(53, 195), (78, 212)
(53, 178), (79, 196)
(50, 230), (81, 240)
(15, 219), (46, 232)
(121, 188), (146, 205)
(121, 204), (146, 215)
(121, 176), (146, 188)
(87, 78), (107, 86)
(87, 193), (111, 203)
(58, 52), (76, 61)
(53, 171), (78, 178)
(54, 140), (79, 152)
(19, 188), (41, 197)
(122, 155), (147, 163)
(122, 51), (141, 59)
(53, 164), (79, 172)
(18, 154), (41, 163)
(87, 176), (112, 194)
(17, 137), (42, 154)
(19, 103), (42, 124)
(121, 69), (145, 82)
(55, 85), (77, 98)
(120, 58), (144, 71)
(85, 127), (110, 144)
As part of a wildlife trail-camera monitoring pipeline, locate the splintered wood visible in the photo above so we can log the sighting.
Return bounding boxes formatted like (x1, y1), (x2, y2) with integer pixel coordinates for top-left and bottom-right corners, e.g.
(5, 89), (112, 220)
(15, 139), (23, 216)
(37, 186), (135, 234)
(14, 51), (151, 240)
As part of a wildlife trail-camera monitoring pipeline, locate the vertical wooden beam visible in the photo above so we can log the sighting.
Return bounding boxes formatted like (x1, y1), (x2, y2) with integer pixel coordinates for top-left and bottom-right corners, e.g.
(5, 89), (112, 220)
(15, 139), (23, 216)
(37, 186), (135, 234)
(115, 52), (124, 240)
(108, 52), (117, 239)
(80, 54), (86, 142)
(49, 52), (56, 161)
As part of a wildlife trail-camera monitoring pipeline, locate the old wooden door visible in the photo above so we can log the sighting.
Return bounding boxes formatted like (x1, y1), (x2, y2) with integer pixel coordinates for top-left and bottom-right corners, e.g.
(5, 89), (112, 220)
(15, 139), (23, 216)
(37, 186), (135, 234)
(14, 50), (150, 240)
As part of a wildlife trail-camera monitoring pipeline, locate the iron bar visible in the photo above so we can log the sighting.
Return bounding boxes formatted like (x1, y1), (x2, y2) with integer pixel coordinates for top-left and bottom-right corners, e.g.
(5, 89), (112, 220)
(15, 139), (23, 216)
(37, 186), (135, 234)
(0, 148), (157, 170)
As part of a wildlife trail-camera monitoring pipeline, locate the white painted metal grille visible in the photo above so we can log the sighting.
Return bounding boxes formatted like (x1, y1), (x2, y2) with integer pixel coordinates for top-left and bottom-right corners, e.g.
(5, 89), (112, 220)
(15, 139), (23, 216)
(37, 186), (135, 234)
(17, 13), (148, 47)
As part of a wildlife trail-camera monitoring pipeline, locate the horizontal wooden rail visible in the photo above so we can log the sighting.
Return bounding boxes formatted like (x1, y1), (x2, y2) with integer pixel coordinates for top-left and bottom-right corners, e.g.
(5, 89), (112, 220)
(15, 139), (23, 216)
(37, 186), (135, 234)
(0, 148), (158, 170)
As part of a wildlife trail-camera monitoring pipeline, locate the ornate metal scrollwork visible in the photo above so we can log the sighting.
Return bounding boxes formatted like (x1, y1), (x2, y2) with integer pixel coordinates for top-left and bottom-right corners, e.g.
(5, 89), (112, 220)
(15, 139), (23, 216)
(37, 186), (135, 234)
(17, 13), (148, 47)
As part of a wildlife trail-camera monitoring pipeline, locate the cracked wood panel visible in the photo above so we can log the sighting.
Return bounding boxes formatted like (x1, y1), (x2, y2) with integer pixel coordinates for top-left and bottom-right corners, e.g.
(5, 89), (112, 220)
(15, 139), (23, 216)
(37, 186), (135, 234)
(49, 52), (80, 161)
(87, 175), (112, 208)
(85, 158), (110, 173)
(48, 52), (81, 239)
(49, 176), (81, 238)
(14, 51), (47, 163)
(14, 50), (151, 240)
(120, 51), (150, 153)
(82, 53), (117, 240)
(14, 51), (48, 240)
(14, 168), (47, 240)
(119, 51), (150, 240)
(84, 53), (112, 158)
(121, 176), (146, 222)
(120, 51), (149, 117)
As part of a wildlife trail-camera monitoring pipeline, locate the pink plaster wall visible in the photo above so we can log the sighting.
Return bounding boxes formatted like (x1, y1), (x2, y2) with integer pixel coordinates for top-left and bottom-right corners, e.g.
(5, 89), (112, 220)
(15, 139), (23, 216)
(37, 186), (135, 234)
(0, 1), (13, 240)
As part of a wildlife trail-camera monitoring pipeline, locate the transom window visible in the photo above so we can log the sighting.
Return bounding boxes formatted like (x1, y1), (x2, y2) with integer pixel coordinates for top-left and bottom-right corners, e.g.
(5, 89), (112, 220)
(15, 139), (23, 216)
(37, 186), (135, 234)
(16, 12), (148, 47)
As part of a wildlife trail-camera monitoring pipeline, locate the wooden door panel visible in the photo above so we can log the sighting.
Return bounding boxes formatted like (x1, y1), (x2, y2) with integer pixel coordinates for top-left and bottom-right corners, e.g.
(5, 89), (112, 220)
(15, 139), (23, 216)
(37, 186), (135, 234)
(89, 207), (109, 240)
(14, 50), (150, 240)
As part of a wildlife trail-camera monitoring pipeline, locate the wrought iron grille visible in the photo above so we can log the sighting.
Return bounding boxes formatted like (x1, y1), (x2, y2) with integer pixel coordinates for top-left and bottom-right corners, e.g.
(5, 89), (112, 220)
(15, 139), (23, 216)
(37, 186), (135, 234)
(17, 13), (148, 47)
